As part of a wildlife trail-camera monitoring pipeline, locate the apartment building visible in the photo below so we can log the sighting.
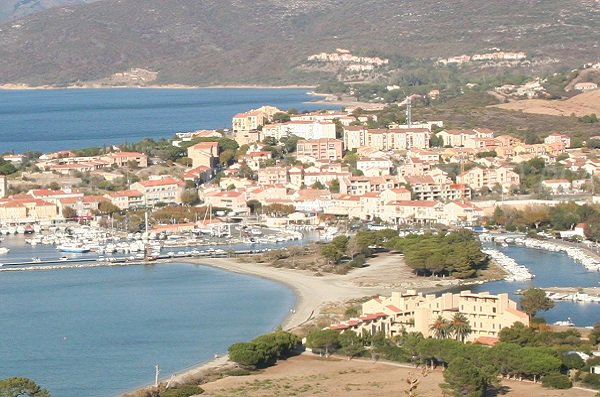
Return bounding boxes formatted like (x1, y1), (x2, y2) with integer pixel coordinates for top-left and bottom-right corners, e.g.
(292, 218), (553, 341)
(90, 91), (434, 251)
(232, 106), (280, 132)
(105, 190), (145, 210)
(457, 166), (520, 192)
(257, 166), (288, 186)
(296, 138), (343, 161)
(331, 290), (528, 343)
(380, 200), (444, 224)
(0, 194), (58, 222)
(339, 175), (402, 195)
(130, 177), (185, 206)
(263, 121), (336, 140)
(203, 190), (249, 214)
(343, 127), (430, 151)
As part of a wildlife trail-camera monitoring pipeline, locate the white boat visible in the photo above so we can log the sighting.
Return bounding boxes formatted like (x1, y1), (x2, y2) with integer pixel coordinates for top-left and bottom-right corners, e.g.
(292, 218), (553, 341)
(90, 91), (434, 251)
(59, 256), (69, 261)
(32, 257), (41, 263)
(0, 247), (9, 255)
(56, 243), (91, 253)
(554, 319), (575, 327)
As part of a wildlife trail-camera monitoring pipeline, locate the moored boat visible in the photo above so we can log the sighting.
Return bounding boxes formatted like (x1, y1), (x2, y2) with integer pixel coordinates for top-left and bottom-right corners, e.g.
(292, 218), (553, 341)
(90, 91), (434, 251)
(56, 243), (91, 253)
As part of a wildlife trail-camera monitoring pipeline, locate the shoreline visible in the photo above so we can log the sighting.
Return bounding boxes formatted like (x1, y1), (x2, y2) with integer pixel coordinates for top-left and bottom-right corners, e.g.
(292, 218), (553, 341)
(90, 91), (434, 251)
(0, 83), (318, 91)
(119, 254), (467, 396)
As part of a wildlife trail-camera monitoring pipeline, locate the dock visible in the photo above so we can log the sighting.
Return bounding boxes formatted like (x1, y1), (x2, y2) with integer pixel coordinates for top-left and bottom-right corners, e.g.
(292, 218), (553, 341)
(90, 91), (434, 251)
(0, 248), (267, 271)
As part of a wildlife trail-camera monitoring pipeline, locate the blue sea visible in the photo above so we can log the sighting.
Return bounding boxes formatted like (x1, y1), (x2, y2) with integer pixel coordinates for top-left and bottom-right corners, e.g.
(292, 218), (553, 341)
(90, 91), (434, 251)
(0, 88), (336, 153)
(0, 263), (295, 397)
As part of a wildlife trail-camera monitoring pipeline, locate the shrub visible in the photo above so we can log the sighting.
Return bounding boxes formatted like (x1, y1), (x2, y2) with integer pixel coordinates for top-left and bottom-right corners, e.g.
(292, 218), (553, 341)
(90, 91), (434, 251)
(541, 373), (572, 389)
(160, 384), (204, 397)
(583, 373), (600, 389)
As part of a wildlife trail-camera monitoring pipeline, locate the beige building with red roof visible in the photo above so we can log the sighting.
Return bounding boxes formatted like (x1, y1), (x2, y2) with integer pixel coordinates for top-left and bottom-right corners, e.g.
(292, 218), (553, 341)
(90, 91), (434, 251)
(105, 190), (145, 210)
(187, 141), (219, 169)
(203, 190), (249, 214)
(296, 138), (343, 161)
(332, 290), (528, 343)
(101, 151), (148, 168)
(0, 195), (58, 222)
(130, 177), (185, 206)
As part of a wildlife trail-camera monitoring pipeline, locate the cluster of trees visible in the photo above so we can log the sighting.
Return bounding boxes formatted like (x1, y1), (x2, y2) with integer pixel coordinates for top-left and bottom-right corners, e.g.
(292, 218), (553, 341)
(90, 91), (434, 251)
(387, 230), (488, 278)
(489, 202), (600, 240)
(0, 377), (50, 397)
(320, 229), (398, 266)
(513, 157), (588, 195)
(305, 322), (588, 397)
(228, 330), (300, 369)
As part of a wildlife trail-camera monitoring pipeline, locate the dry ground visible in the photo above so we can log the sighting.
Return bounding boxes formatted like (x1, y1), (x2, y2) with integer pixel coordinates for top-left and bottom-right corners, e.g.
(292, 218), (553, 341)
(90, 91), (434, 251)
(492, 89), (600, 117)
(200, 354), (595, 397)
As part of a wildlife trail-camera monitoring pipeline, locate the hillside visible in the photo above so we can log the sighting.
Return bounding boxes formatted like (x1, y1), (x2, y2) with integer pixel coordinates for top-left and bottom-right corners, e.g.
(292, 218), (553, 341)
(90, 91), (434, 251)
(0, 0), (95, 22)
(0, 0), (598, 85)
(493, 89), (600, 117)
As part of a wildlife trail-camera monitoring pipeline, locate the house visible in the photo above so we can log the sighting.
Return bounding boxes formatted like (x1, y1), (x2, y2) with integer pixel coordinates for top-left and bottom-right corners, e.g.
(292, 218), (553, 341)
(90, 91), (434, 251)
(331, 290), (528, 343)
(544, 133), (571, 148)
(296, 138), (343, 161)
(574, 82), (598, 91)
(444, 200), (483, 226)
(101, 151), (148, 168)
(357, 157), (393, 176)
(2, 154), (25, 163)
(541, 179), (571, 194)
(235, 130), (263, 146)
(130, 177), (185, 206)
(241, 151), (272, 171)
(187, 141), (219, 169)
(183, 166), (213, 185)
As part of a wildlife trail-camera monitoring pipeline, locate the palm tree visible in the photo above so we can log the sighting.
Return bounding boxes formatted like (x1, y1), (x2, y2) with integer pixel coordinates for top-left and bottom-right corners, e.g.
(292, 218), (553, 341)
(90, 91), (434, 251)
(450, 313), (472, 342)
(429, 315), (451, 339)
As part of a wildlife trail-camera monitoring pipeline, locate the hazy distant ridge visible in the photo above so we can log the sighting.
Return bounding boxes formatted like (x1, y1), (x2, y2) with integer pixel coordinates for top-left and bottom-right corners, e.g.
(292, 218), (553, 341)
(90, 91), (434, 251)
(0, 0), (598, 85)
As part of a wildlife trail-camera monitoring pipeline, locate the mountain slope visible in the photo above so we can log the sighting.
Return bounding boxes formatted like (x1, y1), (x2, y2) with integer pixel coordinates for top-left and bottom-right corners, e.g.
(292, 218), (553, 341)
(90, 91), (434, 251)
(0, 0), (598, 85)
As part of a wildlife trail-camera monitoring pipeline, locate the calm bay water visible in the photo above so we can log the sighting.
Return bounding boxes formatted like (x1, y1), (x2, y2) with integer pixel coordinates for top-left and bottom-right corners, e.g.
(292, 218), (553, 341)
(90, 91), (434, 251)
(0, 88), (335, 153)
(0, 263), (295, 397)
(470, 245), (600, 326)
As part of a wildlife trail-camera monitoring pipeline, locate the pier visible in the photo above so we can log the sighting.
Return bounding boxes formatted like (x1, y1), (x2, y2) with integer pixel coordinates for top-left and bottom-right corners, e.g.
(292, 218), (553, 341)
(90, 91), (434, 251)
(0, 248), (268, 271)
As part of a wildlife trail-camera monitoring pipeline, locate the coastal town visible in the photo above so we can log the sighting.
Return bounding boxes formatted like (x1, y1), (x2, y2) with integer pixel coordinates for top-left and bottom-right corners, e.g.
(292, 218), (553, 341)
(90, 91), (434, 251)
(2, 102), (598, 230)
(2, 96), (600, 395)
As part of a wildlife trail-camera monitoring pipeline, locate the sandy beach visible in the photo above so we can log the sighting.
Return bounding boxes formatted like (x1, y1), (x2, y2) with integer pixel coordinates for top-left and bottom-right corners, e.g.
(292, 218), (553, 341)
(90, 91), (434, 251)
(184, 254), (464, 330)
